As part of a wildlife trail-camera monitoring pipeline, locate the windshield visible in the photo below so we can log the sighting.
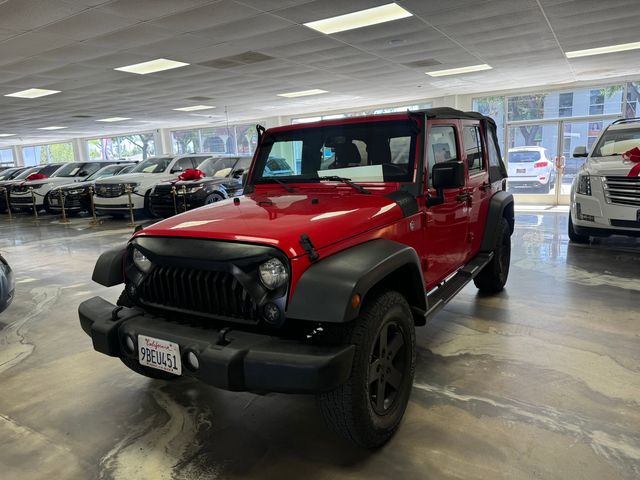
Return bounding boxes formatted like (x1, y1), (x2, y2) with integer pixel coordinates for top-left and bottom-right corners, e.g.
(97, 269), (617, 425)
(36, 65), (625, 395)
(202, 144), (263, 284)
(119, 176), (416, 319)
(0, 168), (23, 181)
(592, 127), (640, 157)
(131, 157), (173, 174)
(87, 165), (120, 181)
(52, 162), (85, 178)
(197, 157), (238, 177)
(252, 121), (418, 184)
(509, 151), (541, 162)
(15, 167), (40, 179)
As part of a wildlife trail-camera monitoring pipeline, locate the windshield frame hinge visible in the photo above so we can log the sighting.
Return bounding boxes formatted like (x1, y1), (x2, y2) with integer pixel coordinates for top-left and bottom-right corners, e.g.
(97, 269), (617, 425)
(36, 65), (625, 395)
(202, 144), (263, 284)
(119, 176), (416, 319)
(299, 233), (320, 262)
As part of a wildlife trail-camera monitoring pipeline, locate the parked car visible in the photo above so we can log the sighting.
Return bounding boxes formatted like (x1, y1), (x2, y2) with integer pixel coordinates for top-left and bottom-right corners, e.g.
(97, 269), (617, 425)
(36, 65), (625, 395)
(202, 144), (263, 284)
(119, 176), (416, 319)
(48, 163), (136, 215)
(569, 117), (640, 242)
(93, 155), (214, 217)
(507, 146), (556, 192)
(9, 162), (115, 212)
(2, 164), (63, 212)
(79, 108), (514, 448)
(0, 254), (14, 314)
(149, 156), (252, 217)
(0, 167), (30, 212)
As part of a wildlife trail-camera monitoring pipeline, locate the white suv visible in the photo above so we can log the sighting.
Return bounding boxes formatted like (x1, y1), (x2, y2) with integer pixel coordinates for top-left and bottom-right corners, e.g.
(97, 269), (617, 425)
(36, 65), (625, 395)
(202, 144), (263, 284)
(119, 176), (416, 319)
(569, 118), (640, 242)
(507, 146), (556, 193)
(93, 154), (213, 217)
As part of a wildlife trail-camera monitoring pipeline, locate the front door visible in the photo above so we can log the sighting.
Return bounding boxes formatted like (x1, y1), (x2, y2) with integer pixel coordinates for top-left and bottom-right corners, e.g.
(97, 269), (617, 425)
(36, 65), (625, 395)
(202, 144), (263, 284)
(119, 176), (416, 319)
(424, 121), (470, 289)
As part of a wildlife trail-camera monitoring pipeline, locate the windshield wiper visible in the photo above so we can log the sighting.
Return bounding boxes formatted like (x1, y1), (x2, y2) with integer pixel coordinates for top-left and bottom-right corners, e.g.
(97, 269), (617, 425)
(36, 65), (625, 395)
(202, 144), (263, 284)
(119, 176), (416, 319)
(317, 176), (371, 194)
(267, 177), (295, 193)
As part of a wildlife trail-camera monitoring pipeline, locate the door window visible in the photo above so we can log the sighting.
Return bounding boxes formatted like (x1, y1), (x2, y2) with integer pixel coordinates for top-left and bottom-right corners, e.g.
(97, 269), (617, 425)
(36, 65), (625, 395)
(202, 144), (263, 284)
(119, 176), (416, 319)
(463, 125), (485, 173)
(427, 125), (458, 185)
(174, 157), (196, 172)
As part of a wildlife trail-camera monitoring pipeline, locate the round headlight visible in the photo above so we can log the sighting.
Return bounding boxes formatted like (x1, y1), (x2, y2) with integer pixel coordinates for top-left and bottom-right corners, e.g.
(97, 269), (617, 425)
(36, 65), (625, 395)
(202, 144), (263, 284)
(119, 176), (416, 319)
(132, 249), (152, 272)
(258, 258), (288, 290)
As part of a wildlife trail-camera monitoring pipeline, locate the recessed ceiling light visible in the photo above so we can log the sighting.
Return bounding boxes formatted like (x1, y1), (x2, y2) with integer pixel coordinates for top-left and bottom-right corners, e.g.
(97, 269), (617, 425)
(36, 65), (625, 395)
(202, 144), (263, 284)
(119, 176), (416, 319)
(0, 133), (16, 137)
(114, 58), (190, 75)
(96, 117), (131, 122)
(426, 64), (492, 77)
(38, 126), (67, 130)
(304, 3), (412, 35)
(172, 105), (216, 112)
(566, 41), (640, 58)
(277, 89), (328, 98)
(4, 88), (61, 99)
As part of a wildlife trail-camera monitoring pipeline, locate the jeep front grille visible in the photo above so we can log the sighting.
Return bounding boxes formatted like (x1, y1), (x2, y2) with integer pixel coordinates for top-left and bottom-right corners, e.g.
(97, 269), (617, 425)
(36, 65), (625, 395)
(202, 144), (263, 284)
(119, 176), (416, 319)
(602, 176), (640, 207)
(138, 265), (259, 323)
(95, 184), (124, 198)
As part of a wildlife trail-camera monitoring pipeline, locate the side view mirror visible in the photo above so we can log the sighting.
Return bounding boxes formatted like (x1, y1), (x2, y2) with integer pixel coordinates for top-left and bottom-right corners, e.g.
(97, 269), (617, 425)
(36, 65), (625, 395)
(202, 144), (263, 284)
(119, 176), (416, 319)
(170, 167), (184, 174)
(232, 168), (245, 178)
(427, 161), (465, 207)
(78, 170), (89, 177)
(573, 146), (588, 157)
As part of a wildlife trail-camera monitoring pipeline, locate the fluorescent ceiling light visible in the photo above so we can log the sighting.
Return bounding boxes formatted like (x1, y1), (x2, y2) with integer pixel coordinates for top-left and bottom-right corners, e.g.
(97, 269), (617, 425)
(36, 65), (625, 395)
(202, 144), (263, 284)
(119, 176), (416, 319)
(565, 41), (640, 58)
(173, 105), (216, 112)
(277, 89), (328, 98)
(4, 88), (61, 99)
(304, 3), (412, 34)
(96, 117), (131, 122)
(38, 126), (67, 130)
(115, 58), (189, 75)
(0, 133), (16, 137)
(426, 64), (492, 77)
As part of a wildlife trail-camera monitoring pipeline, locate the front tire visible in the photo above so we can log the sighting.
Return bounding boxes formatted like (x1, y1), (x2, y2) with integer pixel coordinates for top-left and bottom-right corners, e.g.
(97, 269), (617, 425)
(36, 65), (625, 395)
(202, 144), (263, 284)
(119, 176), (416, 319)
(205, 192), (225, 204)
(474, 217), (511, 293)
(317, 290), (415, 449)
(568, 215), (589, 243)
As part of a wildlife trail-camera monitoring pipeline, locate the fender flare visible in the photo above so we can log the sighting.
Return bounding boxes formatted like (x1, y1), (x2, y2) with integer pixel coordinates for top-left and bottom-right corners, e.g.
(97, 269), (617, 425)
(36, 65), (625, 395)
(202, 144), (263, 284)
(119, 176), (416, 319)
(479, 191), (514, 252)
(92, 246), (126, 287)
(286, 239), (427, 324)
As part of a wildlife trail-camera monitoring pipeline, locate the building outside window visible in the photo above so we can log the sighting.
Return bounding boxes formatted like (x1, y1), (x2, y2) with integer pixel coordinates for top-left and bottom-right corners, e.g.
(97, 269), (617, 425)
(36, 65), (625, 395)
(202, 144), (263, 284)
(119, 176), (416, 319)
(87, 133), (155, 161)
(22, 142), (74, 166)
(0, 148), (14, 166)
(558, 92), (573, 117)
(171, 123), (258, 156)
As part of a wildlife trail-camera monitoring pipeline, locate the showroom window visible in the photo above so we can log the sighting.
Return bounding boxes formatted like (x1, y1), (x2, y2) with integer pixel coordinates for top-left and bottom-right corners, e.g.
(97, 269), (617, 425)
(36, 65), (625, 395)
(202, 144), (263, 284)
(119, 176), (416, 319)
(171, 123), (259, 156)
(21, 142), (75, 166)
(0, 148), (14, 166)
(87, 133), (156, 161)
(291, 103), (433, 124)
(626, 81), (640, 117)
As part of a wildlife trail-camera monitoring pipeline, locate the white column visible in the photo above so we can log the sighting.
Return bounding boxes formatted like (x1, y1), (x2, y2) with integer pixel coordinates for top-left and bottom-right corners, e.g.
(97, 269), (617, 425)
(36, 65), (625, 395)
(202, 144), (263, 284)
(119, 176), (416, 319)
(73, 138), (88, 162)
(157, 128), (172, 155)
(12, 146), (24, 166)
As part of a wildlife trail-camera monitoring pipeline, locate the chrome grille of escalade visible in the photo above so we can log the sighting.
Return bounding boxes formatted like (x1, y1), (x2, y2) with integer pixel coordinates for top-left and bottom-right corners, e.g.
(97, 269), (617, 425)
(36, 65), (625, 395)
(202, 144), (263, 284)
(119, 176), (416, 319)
(95, 184), (124, 198)
(602, 176), (640, 207)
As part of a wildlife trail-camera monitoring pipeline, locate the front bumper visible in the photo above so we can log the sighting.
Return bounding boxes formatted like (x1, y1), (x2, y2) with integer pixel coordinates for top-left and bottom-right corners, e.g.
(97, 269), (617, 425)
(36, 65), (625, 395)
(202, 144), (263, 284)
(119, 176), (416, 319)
(78, 296), (355, 393)
(149, 191), (208, 217)
(94, 193), (145, 213)
(572, 191), (640, 237)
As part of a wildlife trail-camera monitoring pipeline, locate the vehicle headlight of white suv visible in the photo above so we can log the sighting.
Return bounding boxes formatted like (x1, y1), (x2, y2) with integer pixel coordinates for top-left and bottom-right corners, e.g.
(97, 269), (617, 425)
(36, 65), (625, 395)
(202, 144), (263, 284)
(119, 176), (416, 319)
(576, 174), (591, 196)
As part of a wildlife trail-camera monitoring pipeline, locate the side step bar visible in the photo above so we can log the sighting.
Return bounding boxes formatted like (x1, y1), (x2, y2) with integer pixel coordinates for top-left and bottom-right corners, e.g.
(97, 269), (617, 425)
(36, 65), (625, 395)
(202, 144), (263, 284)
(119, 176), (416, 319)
(425, 253), (494, 321)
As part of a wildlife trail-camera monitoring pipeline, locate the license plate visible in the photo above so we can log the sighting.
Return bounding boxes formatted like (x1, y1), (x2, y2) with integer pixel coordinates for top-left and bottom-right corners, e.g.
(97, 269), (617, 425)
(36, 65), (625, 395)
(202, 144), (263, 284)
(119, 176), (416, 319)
(516, 168), (526, 174)
(138, 335), (182, 375)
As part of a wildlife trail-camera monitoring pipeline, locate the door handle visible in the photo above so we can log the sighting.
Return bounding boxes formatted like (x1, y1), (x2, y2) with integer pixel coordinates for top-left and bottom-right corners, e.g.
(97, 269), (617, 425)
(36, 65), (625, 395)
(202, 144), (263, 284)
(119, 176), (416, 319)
(480, 182), (492, 191)
(456, 192), (471, 202)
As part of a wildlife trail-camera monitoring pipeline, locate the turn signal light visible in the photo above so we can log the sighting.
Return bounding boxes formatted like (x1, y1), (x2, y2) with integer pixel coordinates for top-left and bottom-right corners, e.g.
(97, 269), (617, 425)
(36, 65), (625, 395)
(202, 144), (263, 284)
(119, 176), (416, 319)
(533, 161), (549, 168)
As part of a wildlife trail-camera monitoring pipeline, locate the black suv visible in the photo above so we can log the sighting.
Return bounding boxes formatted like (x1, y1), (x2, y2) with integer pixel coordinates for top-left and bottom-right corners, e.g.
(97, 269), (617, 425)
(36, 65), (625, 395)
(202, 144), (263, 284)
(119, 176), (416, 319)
(149, 156), (251, 217)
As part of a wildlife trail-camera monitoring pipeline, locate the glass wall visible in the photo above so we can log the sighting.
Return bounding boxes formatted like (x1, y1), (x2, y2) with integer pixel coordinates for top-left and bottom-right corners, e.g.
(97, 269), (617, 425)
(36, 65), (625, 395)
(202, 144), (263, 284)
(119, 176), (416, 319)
(291, 103), (433, 124)
(171, 123), (258, 156)
(0, 148), (14, 166)
(22, 142), (75, 166)
(87, 133), (155, 161)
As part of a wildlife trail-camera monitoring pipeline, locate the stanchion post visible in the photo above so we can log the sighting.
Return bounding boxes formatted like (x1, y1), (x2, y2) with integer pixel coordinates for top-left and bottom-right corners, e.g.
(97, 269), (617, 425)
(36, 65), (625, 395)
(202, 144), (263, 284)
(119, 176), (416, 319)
(2, 188), (11, 221)
(171, 185), (178, 216)
(58, 189), (70, 224)
(126, 185), (136, 228)
(89, 185), (99, 226)
(30, 187), (39, 223)
(181, 185), (187, 212)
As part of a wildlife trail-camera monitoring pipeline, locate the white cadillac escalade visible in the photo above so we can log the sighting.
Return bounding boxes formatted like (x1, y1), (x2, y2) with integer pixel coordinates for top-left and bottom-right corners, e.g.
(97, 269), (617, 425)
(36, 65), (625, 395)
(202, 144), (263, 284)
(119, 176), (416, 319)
(569, 118), (640, 242)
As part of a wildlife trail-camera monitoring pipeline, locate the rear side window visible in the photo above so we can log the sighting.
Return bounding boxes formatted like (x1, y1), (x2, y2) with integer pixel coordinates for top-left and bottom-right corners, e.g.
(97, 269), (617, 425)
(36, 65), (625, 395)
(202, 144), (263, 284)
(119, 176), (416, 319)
(428, 125), (458, 184)
(487, 134), (501, 168)
(463, 125), (484, 173)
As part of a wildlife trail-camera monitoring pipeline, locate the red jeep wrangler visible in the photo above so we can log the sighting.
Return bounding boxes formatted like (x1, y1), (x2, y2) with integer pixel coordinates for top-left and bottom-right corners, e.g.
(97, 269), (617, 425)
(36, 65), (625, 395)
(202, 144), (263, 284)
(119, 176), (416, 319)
(79, 108), (513, 448)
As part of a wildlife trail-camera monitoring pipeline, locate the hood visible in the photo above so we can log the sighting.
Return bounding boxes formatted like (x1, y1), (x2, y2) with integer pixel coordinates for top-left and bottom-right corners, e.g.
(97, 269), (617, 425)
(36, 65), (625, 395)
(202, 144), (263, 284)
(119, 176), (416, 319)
(22, 177), (82, 187)
(95, 172), (166, 187)
(56, 180), (92, 191)
(136, 189), (405, 258)
(157, 176), (231, 187)
(586, 155), (640, 176)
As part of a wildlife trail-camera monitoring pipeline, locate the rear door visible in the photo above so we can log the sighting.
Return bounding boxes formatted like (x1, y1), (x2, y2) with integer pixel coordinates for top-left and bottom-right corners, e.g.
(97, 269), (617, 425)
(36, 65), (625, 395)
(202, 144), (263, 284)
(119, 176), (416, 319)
(424, 120), (470, 288)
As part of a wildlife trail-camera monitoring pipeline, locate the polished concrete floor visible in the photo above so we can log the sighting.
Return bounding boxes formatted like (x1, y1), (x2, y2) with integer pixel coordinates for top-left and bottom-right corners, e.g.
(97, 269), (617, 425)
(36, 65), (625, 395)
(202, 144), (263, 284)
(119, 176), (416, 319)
(0, 210), (639, 480)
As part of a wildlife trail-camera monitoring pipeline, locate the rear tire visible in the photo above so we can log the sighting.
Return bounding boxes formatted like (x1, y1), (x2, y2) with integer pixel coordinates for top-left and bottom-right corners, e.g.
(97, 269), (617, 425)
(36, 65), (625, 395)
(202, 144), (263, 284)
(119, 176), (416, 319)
(474, 217), (511, 293)
(317, 290), (415, 449)
(568, 215), (589, 244)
